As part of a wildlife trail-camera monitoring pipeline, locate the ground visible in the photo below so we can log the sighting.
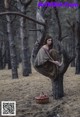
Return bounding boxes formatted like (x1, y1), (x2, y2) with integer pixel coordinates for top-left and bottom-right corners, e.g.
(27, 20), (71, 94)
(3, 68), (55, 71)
(0, 66), (80, 117)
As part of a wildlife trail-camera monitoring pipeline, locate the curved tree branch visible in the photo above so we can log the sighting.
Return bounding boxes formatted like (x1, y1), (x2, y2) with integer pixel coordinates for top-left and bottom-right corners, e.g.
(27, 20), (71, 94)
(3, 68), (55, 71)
(0, 11), (45, 26)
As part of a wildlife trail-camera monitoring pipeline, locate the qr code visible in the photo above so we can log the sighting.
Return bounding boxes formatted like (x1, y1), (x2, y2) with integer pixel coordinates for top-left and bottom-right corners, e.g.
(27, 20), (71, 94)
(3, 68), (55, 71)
(1, 101), (16, 116)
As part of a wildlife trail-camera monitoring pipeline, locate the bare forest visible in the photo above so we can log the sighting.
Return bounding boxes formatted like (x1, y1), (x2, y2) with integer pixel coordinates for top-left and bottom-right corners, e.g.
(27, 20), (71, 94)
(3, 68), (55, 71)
(0, 0), (80, 117)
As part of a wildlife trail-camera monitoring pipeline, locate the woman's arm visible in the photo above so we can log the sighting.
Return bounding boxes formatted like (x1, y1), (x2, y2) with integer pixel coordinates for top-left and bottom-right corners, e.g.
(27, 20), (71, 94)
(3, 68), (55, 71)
(45, 51), (62, 66)
(49, 59), (62, 66)
(43, 47), (62, 66)
(43, 47), (54, 61)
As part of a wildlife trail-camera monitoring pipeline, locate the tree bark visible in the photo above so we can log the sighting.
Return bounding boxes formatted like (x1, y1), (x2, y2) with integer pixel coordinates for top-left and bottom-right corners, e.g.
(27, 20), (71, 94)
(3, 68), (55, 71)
(75, 2), (80, 74)
(6, 40), (11, 69)
(75, 23), (80, 74)
(51, 49), (75, 99)
(52, 75), (64, 99)
(0, 48), (3, 69)
(4, 0), (18, 78)
(71, 23), (76, 67)
(19, 4), (30, 76)
(6, 14), (18, 78)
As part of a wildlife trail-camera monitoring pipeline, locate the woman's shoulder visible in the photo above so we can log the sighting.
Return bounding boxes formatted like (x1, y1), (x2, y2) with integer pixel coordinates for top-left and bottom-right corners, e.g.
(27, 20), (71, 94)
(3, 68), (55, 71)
(42, 45), (49, 50)
(42, 45), (45, 48)
(38, 46), (45, 53)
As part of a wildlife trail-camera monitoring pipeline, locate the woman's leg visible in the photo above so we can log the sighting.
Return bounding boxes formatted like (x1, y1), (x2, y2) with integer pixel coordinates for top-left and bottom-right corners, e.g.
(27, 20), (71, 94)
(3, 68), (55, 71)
(49, 49), (61, 61)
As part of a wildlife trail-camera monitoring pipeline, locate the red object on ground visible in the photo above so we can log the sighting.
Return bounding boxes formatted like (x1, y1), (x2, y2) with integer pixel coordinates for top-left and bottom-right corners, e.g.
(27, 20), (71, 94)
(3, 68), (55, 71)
(35, 92), (49, 104)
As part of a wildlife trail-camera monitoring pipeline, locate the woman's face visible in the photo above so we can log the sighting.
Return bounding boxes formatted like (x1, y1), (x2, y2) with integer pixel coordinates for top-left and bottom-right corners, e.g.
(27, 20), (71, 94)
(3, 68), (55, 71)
(47, 38), (52, 46)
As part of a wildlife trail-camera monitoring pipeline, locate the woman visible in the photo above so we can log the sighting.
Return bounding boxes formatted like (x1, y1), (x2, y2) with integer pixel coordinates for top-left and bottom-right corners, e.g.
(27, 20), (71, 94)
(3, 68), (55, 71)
(34, 35), (62, 79)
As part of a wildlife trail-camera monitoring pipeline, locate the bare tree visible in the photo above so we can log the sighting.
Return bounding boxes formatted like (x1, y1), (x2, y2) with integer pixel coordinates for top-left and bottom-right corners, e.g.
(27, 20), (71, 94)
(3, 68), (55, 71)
(31, 2), (75, 99)
(4, 0), (18, 78)
(17, 0), (32, 76)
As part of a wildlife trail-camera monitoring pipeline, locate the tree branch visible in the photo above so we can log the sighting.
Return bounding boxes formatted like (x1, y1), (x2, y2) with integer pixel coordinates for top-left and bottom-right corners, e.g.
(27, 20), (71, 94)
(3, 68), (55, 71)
(0, 11), (45, 26)
(66, 19), (72, 26)
(61, 35), (68, 40)
(20, 0), (32, 8)
(54, 7), (62, 41)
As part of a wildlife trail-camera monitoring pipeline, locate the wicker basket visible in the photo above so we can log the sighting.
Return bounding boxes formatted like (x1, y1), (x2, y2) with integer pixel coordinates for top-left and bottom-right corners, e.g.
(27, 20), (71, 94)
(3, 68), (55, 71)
(35, 93), (49, 104)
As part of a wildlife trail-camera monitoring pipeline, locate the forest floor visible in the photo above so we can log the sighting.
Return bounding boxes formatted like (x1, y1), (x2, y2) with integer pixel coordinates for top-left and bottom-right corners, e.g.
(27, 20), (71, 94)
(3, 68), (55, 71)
(0, 65), (80, 117)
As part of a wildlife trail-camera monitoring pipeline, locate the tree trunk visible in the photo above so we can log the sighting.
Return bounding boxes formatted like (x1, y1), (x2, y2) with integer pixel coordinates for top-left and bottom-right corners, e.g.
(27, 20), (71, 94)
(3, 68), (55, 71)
(75, 23), (80, 74)
(6, 40), (11, 69)
(19, 4), (31, 76)
(6, 14), (18, 78)
(0, 48), (3, 69)
(52, 75), (64, 99)
(71, 39), (75, 67)
(71, 24), (76, 67)
(76, 46), (80, 74)
(0, 39), (4, 69)
(75, 2), (80, 74)
(51, 48), (74, 99)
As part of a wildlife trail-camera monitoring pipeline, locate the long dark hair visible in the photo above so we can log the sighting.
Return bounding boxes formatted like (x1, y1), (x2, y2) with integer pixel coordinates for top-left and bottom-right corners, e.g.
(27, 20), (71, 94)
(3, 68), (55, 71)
(43, 35), (53, 49)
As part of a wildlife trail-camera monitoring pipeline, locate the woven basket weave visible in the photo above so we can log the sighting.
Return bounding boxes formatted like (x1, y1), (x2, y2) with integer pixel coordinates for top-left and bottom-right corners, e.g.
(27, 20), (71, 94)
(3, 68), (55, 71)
(35, 93), (49, 104)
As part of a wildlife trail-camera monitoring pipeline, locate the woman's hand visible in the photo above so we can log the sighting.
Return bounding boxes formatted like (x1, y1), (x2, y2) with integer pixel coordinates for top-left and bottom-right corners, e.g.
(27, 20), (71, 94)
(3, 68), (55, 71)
(53, 61), (62, 66)
(49, 59), (62, 66)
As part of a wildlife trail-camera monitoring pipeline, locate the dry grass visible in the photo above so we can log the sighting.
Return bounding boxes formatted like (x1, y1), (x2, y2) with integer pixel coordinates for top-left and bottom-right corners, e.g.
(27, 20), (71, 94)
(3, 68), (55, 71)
(0, 65), (80, 117)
